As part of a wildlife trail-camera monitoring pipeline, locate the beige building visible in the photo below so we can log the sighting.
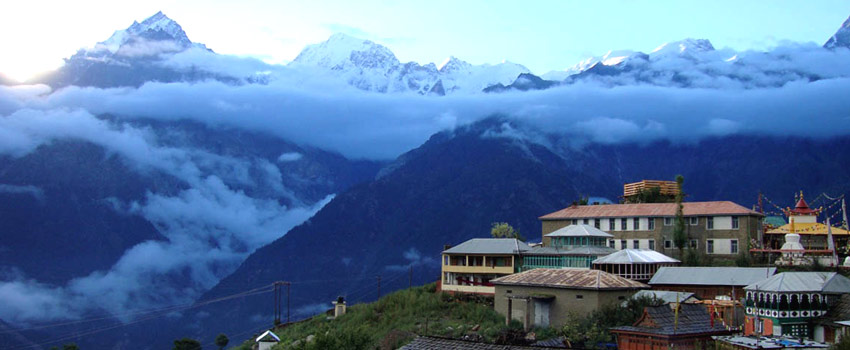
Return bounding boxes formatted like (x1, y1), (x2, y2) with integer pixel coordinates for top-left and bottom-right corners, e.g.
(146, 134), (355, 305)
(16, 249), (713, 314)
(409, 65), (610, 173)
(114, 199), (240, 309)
(492, 268), (648, 329)
(540, 201), (763, 257)
(440, 238), (530, 295)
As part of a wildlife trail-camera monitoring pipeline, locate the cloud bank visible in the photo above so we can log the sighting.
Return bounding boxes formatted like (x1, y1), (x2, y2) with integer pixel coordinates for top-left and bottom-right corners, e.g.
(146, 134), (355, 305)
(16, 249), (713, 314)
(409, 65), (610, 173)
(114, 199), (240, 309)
(1, 41), (850, 325)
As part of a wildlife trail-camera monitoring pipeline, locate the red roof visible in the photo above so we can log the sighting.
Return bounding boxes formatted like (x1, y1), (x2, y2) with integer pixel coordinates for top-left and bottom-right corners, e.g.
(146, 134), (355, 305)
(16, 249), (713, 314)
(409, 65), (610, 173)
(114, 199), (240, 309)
(789, 197), (818, 215)
(540, 201), (761, 220)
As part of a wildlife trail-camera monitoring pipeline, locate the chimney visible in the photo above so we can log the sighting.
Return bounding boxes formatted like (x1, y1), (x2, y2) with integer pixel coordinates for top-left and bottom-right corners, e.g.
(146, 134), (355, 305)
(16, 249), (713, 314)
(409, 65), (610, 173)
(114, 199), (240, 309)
(332, 296), (346, 318)
(443, 244), (452, 251)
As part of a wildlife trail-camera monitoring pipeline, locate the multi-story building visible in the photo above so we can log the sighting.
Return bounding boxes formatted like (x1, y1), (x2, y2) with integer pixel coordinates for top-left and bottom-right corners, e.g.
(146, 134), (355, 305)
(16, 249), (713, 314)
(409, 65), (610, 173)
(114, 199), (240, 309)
(540, 201), (764, 258)
(520, 224), (616, 270)
(440, 238), (530, 295)
(743, 272), (850, 339)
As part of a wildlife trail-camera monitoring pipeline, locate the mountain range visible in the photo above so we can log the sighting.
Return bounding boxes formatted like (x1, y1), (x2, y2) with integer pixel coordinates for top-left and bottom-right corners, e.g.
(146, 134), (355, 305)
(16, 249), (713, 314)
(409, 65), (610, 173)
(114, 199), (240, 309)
(2, 10), (850, 350)
(9, 11), (850, 94)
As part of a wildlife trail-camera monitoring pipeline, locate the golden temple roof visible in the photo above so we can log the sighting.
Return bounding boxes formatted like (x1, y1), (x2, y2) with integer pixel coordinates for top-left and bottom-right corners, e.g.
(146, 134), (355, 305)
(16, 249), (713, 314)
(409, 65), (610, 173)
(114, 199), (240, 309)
(766, 222), (850, 235)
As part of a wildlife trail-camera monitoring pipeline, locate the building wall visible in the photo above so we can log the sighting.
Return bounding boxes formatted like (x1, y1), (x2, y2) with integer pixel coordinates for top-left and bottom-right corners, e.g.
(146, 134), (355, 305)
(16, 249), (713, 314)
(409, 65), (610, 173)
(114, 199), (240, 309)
(494, 284), (639, 328)
(441, 253), (516, 295)
(542, 215), (761, 257)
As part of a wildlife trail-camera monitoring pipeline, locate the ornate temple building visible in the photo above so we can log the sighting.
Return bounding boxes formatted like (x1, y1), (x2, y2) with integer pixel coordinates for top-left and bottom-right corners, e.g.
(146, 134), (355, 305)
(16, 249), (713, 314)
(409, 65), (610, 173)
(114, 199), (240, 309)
(764, 193), (850, 251)
(743, 272), (850, 339)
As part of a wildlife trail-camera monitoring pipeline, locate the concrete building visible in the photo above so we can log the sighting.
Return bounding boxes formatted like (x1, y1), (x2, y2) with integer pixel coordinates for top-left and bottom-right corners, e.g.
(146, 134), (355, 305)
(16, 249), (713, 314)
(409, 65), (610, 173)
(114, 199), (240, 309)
(649, 266), (776, 300)
(492, 268), (648, 329)
(591, 249), (680, 282)
(254, 330), (280, 350)
(743, 272), (850, 339)
(611, 304), (733, 350)
(440, 238), (530, 295)
(539, 201), (763, 258)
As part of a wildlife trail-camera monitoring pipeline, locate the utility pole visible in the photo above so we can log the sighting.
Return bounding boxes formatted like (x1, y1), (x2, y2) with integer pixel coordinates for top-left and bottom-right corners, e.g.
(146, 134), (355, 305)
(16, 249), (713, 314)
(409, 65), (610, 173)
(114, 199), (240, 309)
(273, 281), (291, 325)
(376, 275), (382, 299)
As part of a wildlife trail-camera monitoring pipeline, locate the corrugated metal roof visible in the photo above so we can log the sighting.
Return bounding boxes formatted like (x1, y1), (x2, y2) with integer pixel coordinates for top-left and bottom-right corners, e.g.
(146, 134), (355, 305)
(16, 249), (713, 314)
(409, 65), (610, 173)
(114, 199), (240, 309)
(592, 249), (679, 264)
(540, 201), (762, 220)
(523, 246), (617, 256)
(401, 336), (566, 349)
(544, 224), (614, 238)
(443, 238), (531, 255)
(649, 267), (776, 286)
(745, 272), (850, 293)
(612, 304), (733, 336)
(491, 268), (648, 290)
(631, 290), (697, 304)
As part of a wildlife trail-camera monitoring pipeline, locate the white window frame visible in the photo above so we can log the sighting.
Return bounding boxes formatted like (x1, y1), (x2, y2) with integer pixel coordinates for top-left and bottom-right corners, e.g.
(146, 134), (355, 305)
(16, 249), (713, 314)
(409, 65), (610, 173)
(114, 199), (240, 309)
(620, 239), (627, 249)
(609, 240), (615, 248)
(706, 239), (714, 254)
(621, 218), (627, 230)
(609, 219), (615, 231)
(689, 217), (698, 226)
(707, 217), (714, 230)
(664, 217), (673, 226)
(594, 218), (601, 229)
(649, 240), (656, 250)
(583, 218), (589, 225)
(664, 240), (672, 249)
(648, 218), (655, 231)
(633, 240), (640, 249)
(732, 216), (739, 229)
(731, 239), (739, 254)
(633, 217), (640, 231)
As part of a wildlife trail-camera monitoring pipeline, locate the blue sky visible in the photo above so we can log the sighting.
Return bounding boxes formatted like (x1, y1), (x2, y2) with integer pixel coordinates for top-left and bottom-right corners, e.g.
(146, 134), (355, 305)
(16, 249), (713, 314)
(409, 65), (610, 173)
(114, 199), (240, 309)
(2, 0), (850, 81)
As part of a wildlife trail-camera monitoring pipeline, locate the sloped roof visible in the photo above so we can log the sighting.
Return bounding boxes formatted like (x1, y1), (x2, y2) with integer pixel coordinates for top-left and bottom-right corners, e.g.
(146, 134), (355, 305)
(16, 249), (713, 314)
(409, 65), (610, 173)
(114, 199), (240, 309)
(540, 201), (761, 220)
(611, 304), (732, 336)
(766, 222), (850, 236)
(745, 272), (850, 293)
(255, 330), (280, 343)
(443, 238), (531, 255)
(544, 224), (613, 238)
(523, 246), (617, 256)
(649, 267), (776, 286)
(491, 268), (648, 290)
(592, 249), (680, 264)
(631, 290), (697, 304)
(401, 336), (566, 349)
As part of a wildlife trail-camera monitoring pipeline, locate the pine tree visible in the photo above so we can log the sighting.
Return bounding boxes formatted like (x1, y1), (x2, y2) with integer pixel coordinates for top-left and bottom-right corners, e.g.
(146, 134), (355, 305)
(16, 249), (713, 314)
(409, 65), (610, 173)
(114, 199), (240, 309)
(672, 175), (687, 259)
(215, 334), (229, 350)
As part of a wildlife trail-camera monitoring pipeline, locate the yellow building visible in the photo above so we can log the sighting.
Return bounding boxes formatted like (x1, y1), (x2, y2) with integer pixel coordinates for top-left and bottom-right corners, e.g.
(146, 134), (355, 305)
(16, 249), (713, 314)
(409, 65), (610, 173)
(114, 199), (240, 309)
(440, 238), (530, 295)
(765, 194), (850, 250)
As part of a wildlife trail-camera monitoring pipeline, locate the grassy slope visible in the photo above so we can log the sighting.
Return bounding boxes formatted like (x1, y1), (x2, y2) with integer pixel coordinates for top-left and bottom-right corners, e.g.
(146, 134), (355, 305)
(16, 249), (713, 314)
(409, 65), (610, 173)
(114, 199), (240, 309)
(231, 283), (535, 350)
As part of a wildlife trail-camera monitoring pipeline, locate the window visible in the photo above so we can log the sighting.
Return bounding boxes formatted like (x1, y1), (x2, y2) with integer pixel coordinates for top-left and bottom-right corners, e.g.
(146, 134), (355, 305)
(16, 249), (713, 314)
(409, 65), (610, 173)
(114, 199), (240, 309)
(649, 240), (655, 250)
(609, 240), (615, 248)
(620, 240), (626, 249)
(689, 239), (698, 249)
(732, 216), (739, 229)
(707, 240), (714, 254)
(633, 240), (640, 249)
(707, 217), (714, 230)
(609, 219), (615, 231)
(664, 217), (673, 226)
(648, 218), (655, 230)
(633, 218), (640, 230)
(572, 219), (577, 225)
(618, 296), (626, 300)
(576, 295), (583, 299)
(583, 218), (589, 225)
(689, 217), (698, 226)
(594, 219), (601, 229)
(731, 240), (739, 254)
(621, 218), (627, 230)
(664, 240), (672, 249)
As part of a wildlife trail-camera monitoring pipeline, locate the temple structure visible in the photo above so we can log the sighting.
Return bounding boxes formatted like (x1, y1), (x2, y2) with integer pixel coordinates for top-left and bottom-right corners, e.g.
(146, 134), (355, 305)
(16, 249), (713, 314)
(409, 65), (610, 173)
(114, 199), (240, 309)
(764, 193), (850, 251)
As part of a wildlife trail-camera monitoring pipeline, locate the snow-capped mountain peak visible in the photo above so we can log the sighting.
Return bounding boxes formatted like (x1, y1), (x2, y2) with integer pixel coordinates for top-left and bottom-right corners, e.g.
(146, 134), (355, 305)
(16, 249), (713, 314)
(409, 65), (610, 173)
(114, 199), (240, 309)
(824, 14), (850, 49)
(650, 38), (715, 60)
(291, 33), (400, 70)
(438, 56), (472, 73)
(96, 11), (197, 55)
